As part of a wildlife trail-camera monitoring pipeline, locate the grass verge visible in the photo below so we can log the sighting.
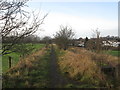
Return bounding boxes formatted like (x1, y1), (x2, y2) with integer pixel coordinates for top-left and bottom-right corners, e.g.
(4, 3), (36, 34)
(3, 47), (50, 88)
(57, 47), (119, 88)
(2, 43), (45, 72)
(105, 50), (120, 57)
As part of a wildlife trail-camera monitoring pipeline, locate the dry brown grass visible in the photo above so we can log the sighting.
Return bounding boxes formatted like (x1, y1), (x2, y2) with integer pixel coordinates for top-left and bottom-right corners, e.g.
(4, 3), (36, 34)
(68, 47), (119, 67)
(58, 47), (119, 86)
(6, 48), (47, 73)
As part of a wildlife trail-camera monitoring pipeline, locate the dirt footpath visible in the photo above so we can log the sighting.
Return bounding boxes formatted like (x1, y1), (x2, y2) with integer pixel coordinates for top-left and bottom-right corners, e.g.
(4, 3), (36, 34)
(49, 45), (69, 88)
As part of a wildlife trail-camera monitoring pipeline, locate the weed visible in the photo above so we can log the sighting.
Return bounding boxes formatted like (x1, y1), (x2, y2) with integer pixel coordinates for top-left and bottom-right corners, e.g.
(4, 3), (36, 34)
(58, 47), (119, 87)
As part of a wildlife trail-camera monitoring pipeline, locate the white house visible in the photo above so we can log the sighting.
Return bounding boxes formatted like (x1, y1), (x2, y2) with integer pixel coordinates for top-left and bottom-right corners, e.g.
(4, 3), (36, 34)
(102, 40), (120, 47)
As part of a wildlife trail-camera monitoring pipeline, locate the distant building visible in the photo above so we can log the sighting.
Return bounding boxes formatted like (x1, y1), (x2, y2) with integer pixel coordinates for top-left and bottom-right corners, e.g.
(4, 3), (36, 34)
(102, 40), (120, 47)
(70, 35), (120, 48)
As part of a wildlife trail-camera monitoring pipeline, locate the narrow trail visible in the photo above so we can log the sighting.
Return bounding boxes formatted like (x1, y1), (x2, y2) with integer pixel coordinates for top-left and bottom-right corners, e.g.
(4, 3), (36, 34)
(48, 45), (82, 88)
(49, 45), (68, 88)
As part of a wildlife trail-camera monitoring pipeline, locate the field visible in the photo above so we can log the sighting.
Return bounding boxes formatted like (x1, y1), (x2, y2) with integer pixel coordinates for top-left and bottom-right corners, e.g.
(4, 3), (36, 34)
(2, 45), (120, 88)
(2, 44), (45, 72)
(106, 50), (120, 57)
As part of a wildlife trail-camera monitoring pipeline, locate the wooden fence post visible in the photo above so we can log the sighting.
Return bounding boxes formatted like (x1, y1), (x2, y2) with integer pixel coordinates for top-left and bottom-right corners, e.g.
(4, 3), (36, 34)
(8, 56), (12, 68)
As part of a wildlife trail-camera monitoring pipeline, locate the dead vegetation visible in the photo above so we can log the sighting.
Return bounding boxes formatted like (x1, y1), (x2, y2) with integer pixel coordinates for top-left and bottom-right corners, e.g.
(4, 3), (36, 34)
(58, 47), (119, 87)
(69, 47), (119, 67)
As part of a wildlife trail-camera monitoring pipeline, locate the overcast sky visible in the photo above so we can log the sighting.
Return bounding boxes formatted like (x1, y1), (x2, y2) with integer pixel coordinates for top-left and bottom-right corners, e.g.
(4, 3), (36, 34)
(26, 1), (118, 38)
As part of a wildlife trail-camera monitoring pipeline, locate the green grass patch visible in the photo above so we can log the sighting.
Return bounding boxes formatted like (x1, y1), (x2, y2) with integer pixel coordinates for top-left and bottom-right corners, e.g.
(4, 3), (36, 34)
(2, 53), (20, 72)
(32, 43), (45, 52)
(2, 43), (45, 72)
(105, 50), (120, 57)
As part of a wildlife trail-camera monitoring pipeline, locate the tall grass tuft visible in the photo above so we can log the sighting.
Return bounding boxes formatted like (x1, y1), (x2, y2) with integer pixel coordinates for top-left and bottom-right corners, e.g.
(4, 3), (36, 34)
(58, 47), (119, 87)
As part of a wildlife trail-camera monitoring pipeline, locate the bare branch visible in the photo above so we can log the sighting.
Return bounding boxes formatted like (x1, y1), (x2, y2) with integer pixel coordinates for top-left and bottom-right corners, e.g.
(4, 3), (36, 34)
(54, 25), (75, 50)
(1, 0), (48, 55)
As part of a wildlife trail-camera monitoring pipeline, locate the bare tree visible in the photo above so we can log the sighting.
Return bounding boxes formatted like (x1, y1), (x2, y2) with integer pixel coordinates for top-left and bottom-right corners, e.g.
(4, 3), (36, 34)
(0, 0), (48, 55)
(93, 28), (102, 52)
(54, 25), (75, 50)
(86, 28), (102, 52)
